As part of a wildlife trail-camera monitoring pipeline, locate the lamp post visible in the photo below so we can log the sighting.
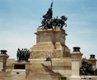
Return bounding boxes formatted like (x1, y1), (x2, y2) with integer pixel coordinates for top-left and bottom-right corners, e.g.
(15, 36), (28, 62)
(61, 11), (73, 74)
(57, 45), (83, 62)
(45, 57), (52, 70)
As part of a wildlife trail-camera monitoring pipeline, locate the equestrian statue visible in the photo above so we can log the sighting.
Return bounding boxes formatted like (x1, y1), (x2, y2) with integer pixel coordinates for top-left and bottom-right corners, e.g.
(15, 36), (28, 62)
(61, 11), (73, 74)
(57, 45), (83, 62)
(39, 1), (67, 29)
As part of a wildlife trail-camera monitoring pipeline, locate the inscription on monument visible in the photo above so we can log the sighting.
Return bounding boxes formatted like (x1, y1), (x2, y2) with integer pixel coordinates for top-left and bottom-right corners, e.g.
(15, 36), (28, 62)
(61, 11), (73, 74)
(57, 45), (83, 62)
(14, 64), (25, 69)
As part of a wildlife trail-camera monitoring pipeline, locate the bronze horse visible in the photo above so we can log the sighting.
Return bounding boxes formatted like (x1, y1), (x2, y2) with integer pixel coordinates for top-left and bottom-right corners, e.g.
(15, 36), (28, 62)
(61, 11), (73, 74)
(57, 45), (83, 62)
(53, 16), (67, 29)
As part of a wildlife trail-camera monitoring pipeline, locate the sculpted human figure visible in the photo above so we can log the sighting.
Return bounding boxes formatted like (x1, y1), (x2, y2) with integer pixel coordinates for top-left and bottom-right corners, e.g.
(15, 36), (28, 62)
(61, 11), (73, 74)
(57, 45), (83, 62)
(17, 48), (30, 62)
(39, 2), (67, 29)
(60, 16), (67, 29)
(17, 48), (21, 61)
(25, 49), (30, 61)
(40, 2), (53, 29)
(80, 60), (94, 75)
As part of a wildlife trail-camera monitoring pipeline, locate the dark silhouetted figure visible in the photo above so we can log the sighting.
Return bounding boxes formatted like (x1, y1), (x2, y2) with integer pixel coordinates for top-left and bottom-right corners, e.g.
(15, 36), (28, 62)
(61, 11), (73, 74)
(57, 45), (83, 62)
(80, 60), (94, 75)
(17, 48), (30, 62)
(39, 1), (67, 30)
(53, 16), (67, 29)
(41, 2), (53, 29)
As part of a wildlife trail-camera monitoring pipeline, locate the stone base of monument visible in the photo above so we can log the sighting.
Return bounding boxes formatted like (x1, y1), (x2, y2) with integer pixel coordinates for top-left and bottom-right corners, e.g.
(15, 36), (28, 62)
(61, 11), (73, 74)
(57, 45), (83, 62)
(11, 69), (25, 76)
(0, 62), (3, 71)
(26, 58), (71, 80)
(11, 61), (29, 79)
(70, 76), (81, 80)
(70, 76), (97, 80)
(0, 53), (9, 71)
(30, 27), (70, 58)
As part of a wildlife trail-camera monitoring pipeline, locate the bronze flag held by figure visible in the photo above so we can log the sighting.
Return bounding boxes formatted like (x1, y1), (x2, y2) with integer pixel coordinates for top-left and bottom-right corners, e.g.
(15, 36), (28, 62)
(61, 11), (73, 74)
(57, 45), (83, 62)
(43, 1), (53, 19)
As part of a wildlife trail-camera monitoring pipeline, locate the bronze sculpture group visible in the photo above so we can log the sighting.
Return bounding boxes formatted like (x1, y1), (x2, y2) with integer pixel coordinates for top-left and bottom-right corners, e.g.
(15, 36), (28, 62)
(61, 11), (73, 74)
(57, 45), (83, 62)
(80, 59), (97, 75)
(17, 48), (30, 62)
(40, 2), (67, 29)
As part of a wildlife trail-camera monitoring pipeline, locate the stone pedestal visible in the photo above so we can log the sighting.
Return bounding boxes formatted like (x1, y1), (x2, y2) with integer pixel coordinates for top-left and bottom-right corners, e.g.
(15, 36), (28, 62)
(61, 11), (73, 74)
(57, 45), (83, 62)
(26, 59), (71, 80)
(0, 50), (9, 71)
(11, 61), (29, 79)
(30, 27), (70, 58)
(70, 47), (83, 80)
(88, 54), (97, 70)
(0, 61), (3, 71)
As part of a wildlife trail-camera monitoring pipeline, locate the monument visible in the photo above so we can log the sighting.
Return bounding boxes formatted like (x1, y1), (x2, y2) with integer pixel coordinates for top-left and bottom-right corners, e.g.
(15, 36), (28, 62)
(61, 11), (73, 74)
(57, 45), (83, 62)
(27, 2), (97, 80)
(30, 2), (70, 58)
(26, 2), (72, 80)
(0, 2), (97, 80)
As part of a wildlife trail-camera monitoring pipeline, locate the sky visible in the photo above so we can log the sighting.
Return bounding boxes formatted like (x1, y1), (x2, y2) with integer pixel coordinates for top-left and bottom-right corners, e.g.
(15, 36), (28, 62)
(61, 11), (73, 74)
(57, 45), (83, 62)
(0, 0), (97, 59)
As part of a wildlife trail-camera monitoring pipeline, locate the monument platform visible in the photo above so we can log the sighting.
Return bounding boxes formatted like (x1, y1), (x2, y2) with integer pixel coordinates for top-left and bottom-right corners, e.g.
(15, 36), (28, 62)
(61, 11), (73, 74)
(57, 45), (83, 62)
(30, 27), (70, 58)
(26, 58), (71, 80)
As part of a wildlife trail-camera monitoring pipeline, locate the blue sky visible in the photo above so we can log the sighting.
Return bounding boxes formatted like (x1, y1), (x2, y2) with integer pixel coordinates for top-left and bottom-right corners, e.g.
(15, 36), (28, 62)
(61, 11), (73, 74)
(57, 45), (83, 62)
(0, 0), (97, 59)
